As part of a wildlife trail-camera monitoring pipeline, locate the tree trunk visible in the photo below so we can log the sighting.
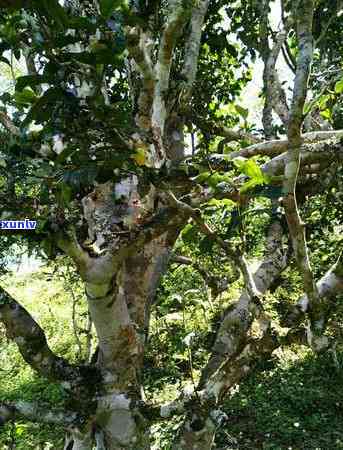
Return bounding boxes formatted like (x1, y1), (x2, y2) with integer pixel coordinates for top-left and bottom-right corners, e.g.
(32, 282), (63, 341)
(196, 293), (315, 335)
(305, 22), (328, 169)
(175, 417), (216, 450)
(73, 180), (177, 449)
(64, 430), (93, 450)
(82, 247), (169, 450)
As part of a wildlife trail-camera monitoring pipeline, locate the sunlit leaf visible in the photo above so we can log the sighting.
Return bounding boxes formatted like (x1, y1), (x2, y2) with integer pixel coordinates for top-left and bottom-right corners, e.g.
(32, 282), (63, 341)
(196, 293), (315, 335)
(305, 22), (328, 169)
(335, 79), (343, 94)
(132, 148), (146, 166)
(14, 88), (37, 105)
(235, 104), (249, 120)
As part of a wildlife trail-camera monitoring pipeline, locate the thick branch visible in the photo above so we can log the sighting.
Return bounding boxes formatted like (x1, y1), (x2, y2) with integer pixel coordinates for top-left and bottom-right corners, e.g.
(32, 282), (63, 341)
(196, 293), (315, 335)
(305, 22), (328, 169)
(283, 0), (325, 345)
(0, 286), (98, 384)
(194, 117), (262, 144)
(199, 220), (287, 387)
(0, 111), (20, 136)
(55, 228), (93, 278)
(264, 27), (290, 126)
(258, 0), (274, 138)
(126, 27), (155, 130)
(181, 0), (210, 101)
(284, 254), (343, 334)
(106, 205), (188, 271)
(175, 327), (279, 450)
(201, 327), (278, 404)
(0, 401), (79, 426)
(231, 129), (343, 157)
(151, 0), (191, 140)
(261, 138), (343, 178)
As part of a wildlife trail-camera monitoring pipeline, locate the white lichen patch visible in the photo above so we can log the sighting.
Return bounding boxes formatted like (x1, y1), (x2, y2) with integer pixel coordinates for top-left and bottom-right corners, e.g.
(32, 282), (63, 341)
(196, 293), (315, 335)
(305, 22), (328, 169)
(312, 335), (329, 352)
(114, 176), (138, 201)
(99, 393), (131, 410)
(77, 80), (93, 99)
(210, 409), (228, 425)
(299, 295), (309, 312)
(32, 352), (43, 363)
(160, 404), (172, 418)
(205, 380), (224, 400)
(61, 381), (71, 390)
(14, 336), (25, 345)
(52, 135), (65, 155)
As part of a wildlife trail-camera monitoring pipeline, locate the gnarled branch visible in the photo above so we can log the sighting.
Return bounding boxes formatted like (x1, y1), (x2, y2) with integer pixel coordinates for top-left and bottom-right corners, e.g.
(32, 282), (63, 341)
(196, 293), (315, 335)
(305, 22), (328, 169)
(283, 0), (327, 349)
(199, 220), (288, 387)
(0, 286), (99, 385)
(0, 400), (79, 426)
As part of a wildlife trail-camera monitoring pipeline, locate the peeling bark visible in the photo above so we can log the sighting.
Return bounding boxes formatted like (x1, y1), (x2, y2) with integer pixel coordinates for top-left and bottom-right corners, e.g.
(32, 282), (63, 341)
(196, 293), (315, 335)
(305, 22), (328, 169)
(181, 0), (210, 101)
(151, 0), (191, 159)
(64, 429), (94, 450)
(0, 401), (79, 426)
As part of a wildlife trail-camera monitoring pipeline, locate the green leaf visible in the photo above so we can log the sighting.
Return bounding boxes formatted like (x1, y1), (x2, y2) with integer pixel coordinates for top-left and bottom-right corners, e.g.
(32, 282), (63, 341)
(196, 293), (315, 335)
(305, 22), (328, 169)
(207, 198), (236, 207)
(193, 171), (211, 183)
(240, 178), (260, 193)
(320, 109), (332, 121)
(193, 171), (233, 189)
(14, 88), (38, 105)
(68, 17), (97, 31)
(234, 157), (266, 184)
(233, 156), (247, 171)
(199, 235), (215, 253)
(15, 424), (27, 437)
(60, 183), (72, 206)
(39, 0), (69, 28)
(335, 79), (343, 94)
(207, 173), (226, 188)
(0, 56), (11, 66)
(16, 75), (49, 92)
(317, 94), (330, 110)
(22, 87), (67, 126)
(132, 147), (146, 166)
(235, 104), (249, 120)
(100, 0), (122, 18)
(243, 159), (264, 181)
(181, 224), (198, 243)
(303, 101), (312, 115)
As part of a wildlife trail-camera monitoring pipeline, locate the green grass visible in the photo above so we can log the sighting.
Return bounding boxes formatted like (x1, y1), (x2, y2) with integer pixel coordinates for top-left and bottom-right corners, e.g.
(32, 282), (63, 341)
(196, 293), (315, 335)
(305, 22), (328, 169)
(0, 270), (87, 450)
(217, 349), (343, 449)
